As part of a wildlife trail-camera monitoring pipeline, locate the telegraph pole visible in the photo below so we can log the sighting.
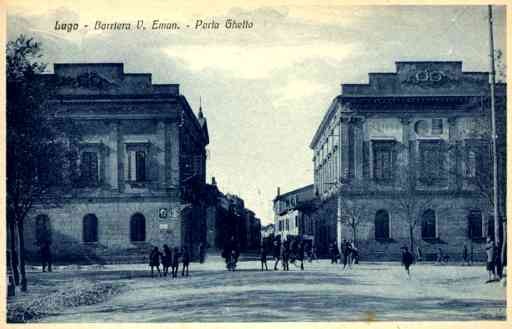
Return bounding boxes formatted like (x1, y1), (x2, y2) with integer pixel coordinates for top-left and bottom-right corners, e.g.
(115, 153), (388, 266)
(488, 5), (501, 278)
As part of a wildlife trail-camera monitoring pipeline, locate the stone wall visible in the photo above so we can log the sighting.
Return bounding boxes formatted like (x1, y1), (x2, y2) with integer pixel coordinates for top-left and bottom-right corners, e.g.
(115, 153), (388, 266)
(25, 199), (183, 263)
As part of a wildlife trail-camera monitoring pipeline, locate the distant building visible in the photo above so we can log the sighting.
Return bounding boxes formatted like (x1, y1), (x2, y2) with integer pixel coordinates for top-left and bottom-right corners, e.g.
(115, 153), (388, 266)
(261, 224), (275, 239)
(25, 63), (209, 262)
(273, 185), (318, 245)
(204, 178), (261, 252)
(310, 61), (506, 260)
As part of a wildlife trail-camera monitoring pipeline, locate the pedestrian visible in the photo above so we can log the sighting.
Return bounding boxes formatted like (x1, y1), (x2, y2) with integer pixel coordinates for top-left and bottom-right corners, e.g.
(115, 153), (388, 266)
(401, 246), (414, 278)
(149, 247), (162, 277)
(162, 244), (172, 276)
(181, 246), (190, 277)
(40, 240), (52, 272)
(227, 250), (237, 271)
(281, 240), (289, 271)
(462, 244), (470, 266)
(328, 242), (335, 264)
(437, 248), (444, 264)
(297, 240), (305, 270)
(333, 241), (341, 264)
(416, 246), (423, 262)
(485, 237), (497, 283)
(260, 246), (268, 271)
(198, 242), (207, 264)
(350, 241), (359, 265)
(171, 247), (180, 278)
(343, 240), (351, 269)
(273, 238), (281, 270)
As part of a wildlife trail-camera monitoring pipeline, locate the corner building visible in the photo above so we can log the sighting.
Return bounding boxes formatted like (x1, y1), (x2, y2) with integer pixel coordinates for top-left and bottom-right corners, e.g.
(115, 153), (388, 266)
(310, 61), (506, 261)
(24, 63), (209, 262)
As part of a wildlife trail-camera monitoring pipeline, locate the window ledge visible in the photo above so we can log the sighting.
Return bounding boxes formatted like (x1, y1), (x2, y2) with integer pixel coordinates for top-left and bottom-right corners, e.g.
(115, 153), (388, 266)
(81, 242), (99, 246)
(422, 237), (445, 244)
(470, 237), (486, 243)
(126, 181), (149, 188)
(375, 238), (396, 243)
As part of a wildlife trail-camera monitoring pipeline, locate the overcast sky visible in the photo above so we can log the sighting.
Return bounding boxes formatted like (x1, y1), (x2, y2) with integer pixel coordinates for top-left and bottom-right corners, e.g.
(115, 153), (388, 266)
(8, 2), (506, 224)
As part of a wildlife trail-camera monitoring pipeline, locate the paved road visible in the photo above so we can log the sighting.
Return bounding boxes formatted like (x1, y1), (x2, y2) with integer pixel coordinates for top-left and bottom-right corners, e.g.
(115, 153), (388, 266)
(28, 259), (506, 322)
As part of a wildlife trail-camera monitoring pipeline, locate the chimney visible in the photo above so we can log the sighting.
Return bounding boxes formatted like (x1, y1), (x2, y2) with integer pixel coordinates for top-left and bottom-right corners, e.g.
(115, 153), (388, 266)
(211, 177), (217, 186)
(277, 187), (280, 196)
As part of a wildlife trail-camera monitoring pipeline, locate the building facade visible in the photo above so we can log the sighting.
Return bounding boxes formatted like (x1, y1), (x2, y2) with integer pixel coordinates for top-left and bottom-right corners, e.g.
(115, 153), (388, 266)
(273, 185), (318, 244)
(310, 61), (506, 261)
(204, 178), (262, 252)
(25, 63), (209, 262)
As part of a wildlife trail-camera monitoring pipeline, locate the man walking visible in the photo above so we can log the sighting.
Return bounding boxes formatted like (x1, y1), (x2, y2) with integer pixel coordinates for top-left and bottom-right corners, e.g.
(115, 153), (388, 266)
(181, 246), (190, 277)
(40, 240), (52, 272)
(485, 237), (497, 283)
(273, 238), (281, 270)
(401, 246), (414, 278)
(260, 245), (268, 271)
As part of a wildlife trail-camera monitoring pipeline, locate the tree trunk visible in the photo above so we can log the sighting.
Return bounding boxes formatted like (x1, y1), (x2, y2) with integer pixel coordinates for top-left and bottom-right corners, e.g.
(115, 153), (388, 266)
(352, 227), (357, 246)
(17, 220), (27, 292)
(409, 225), (414, 252)
(9, 219), (20, 286)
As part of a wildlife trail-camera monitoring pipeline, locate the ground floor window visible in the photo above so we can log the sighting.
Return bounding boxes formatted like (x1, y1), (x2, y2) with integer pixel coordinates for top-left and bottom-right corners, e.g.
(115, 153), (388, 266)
(421, 209), (436, 239)
(130, 213), (146, 242)
(467, 210), (483, 239)
(83, 214), (98, 242)
(375, 209), (390, 239)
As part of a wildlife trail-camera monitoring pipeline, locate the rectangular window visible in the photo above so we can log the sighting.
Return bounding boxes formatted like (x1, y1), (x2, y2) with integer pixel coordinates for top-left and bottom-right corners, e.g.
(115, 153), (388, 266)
(127, 148), (148, 182)
(372, 141), (395, 182)
(80, 151), (99, 186)
(465, 139), (490, 181)
(431, 119), (443, 135)
(295, 216), (298, 228)
(419, 140), (446, 185)
(285, 219), (289, 231)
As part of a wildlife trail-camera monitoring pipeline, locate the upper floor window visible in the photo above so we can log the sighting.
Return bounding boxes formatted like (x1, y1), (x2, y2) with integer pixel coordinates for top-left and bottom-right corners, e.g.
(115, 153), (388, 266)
(373, 141), (395, 182)
(464, 139), (489, 181)
(419, 140), (446, 185)
(431, 119), (444, 135)
(80, 151), (99, 186)
(126, 143), (149, 183)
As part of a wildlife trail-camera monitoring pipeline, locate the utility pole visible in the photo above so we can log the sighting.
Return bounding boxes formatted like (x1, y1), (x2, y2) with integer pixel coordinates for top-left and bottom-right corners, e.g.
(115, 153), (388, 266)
(488, 5), (501, 278)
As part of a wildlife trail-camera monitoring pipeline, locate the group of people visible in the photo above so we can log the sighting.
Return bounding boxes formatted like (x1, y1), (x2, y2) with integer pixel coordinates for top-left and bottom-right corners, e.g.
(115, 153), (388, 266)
(149, 245), (190, 278)
(329, 240), (359, 269)
(259, 237), (308, 271)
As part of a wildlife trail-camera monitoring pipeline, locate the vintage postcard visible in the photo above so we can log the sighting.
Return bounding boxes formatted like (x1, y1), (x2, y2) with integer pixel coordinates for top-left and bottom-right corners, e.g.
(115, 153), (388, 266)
(3, 0), (509, 326)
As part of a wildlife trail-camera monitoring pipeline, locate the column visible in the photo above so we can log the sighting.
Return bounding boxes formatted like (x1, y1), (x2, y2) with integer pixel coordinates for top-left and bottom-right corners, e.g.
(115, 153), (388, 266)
(353, 117), (364, 180)
(340, 117), (350, 180)
(448, 117), (460, 190)
(400, 116), (412, 190)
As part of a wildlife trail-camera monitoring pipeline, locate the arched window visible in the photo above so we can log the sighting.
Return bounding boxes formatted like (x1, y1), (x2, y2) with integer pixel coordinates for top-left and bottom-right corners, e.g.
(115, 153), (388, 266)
(83, 214), (98, 243)
(467, 210), (483, 239)
(130, 213), (146, 242)
(421, 209), (436, 239)
(375, 210), (390, 239)
(35, 214), (51, 244)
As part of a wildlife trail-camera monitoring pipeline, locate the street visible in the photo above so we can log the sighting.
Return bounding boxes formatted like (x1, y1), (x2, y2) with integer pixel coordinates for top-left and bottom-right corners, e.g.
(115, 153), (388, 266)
(11, 258), (506, 322)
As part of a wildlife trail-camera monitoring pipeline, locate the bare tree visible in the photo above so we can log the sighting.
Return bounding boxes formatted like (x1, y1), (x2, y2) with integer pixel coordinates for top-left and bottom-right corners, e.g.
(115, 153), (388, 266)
(338, 196), (367, 246)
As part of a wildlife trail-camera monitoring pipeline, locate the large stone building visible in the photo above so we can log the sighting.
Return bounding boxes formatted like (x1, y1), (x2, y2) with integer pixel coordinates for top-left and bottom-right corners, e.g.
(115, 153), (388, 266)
(24, 63), (209, 262)
(273, 185), (317, 246)
(310, 61), (506, 260)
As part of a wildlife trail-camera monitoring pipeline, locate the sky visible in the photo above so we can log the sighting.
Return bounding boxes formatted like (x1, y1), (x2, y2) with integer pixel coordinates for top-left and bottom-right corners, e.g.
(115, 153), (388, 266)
(7, 2), (507, 224)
